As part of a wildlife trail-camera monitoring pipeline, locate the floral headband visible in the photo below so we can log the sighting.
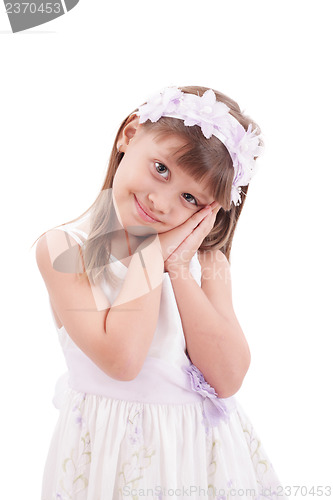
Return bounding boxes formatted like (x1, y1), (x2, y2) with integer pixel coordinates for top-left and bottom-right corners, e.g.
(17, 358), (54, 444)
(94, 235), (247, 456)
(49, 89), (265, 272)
(134, 87), (263, 207)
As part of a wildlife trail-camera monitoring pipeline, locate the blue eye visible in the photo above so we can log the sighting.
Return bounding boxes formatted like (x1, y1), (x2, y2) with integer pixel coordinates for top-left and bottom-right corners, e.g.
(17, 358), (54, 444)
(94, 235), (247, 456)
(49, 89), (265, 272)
(182, 193), (198, 206)
(154, 162), (169, 179)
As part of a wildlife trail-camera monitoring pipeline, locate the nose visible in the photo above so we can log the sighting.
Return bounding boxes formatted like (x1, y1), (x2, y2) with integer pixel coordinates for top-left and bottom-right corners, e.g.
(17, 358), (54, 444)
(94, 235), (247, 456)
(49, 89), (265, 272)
(147, 192), (170, 214)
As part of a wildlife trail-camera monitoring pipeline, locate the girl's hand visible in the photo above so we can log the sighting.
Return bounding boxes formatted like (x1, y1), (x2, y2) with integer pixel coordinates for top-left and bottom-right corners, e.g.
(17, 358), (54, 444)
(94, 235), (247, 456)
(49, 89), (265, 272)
(160, 201), (221, 273)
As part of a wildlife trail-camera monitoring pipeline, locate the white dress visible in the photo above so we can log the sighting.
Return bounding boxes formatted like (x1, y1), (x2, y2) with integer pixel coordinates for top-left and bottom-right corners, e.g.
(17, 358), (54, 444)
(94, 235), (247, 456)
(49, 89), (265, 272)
(41, 218), (286, 500)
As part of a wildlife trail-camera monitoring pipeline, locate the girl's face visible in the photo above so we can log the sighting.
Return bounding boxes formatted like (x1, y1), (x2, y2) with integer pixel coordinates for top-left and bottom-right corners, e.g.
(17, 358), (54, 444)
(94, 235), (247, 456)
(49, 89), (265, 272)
(112, 126), (215, 235)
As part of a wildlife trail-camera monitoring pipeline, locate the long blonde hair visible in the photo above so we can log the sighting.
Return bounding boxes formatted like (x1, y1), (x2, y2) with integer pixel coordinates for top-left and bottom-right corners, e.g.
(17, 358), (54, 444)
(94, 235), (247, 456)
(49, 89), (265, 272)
(32, 85), (262, 286)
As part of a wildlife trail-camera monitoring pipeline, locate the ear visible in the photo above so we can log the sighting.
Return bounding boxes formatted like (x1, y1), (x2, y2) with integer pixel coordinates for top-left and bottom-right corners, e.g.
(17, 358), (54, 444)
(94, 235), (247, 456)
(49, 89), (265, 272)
(117, 115), (141, 152)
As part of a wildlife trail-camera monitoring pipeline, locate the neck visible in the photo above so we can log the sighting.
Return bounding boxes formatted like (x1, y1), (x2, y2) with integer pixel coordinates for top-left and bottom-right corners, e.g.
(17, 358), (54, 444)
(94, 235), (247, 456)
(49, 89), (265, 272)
(109, 205), (151, 263)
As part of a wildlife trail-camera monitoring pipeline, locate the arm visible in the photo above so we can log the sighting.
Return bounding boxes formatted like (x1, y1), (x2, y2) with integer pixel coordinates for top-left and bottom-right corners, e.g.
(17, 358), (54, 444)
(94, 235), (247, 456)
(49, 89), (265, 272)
(36, 230), (164, 381)
(167, 249), (251, 398)
(105, 235), (164, 379)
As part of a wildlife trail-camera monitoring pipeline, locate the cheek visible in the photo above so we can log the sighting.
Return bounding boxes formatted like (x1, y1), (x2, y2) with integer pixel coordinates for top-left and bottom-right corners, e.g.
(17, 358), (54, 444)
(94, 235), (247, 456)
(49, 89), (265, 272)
(116, 160), (143, 191)
(113, 164), (133, 197)
(112, 172), (131, 215)
(112, 164), (124, 188)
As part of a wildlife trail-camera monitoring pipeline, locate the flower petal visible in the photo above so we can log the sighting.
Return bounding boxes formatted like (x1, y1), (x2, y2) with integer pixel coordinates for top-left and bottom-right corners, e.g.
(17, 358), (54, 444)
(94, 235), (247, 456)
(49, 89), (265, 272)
(183, 117), (200, 127)
(200, 120), (214, 139)
(201, 89), (217, 107)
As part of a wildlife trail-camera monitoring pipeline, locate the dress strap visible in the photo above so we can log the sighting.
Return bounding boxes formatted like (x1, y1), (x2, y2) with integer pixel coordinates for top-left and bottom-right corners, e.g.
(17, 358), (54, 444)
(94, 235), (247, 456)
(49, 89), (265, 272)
(53, 225), (88, 247)
(52, 212), (90, 246)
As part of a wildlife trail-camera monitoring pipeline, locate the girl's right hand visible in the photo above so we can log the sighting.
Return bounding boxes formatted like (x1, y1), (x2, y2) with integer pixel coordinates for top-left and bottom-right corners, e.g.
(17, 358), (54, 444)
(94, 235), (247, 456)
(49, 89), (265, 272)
(158, 202), (219, 262)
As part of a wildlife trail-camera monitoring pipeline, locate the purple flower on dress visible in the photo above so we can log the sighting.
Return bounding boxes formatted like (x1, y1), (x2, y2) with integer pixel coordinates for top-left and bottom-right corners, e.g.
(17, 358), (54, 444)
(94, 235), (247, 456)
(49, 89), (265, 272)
(75, 415), (83, 426)
(183, 362), (230, 427)
(128, 423), (142, 445)
(184, 362), (217, 398)
(72, 393), (86, 428)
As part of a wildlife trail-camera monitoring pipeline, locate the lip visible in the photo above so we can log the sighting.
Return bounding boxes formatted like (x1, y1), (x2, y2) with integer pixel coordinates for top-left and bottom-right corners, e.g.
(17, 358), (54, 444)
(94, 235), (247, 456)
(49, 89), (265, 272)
(134, 195), (161, 223)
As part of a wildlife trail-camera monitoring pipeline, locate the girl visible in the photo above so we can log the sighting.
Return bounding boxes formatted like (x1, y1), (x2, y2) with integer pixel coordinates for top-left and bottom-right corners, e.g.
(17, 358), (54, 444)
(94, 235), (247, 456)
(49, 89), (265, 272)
(35, 86), (286, 499)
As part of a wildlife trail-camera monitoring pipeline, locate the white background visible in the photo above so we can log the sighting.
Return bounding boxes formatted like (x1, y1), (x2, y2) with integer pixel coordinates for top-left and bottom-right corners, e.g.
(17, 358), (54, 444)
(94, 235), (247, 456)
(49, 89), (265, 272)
(1, 0), (332, 498)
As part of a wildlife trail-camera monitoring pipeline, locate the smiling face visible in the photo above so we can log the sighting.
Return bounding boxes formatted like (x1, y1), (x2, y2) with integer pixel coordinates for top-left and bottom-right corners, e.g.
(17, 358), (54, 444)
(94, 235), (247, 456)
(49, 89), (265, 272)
(112, 124), (215, 236)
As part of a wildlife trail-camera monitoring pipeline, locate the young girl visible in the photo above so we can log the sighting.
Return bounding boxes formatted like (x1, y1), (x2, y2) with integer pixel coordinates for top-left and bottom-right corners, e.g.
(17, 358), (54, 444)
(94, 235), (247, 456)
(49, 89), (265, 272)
(35, 86), (286, 500)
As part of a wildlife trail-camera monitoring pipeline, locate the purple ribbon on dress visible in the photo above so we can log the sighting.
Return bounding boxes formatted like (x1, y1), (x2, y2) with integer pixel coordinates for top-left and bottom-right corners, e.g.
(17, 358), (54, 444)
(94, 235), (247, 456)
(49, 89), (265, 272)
(182, 362), (230, 427)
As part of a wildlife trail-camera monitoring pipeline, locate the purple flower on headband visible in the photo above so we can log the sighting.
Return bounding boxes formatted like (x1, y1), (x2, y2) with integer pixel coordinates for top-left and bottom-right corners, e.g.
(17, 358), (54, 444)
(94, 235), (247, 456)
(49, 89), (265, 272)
(137, 87), (183, 123)
(183, 362), (230, 428)
(230, 123), (263, 205)
(180, 89), (230, 139)
(236, 124), (262, 166)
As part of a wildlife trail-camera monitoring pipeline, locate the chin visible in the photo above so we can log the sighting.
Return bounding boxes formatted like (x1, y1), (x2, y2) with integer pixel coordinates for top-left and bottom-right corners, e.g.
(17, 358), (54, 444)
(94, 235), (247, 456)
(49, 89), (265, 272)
(125, 225), (158, 237)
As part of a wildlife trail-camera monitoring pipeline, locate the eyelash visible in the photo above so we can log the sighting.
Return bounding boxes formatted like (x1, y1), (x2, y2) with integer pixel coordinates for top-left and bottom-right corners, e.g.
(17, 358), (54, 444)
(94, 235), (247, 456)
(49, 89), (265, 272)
(154, 162), (198, 206)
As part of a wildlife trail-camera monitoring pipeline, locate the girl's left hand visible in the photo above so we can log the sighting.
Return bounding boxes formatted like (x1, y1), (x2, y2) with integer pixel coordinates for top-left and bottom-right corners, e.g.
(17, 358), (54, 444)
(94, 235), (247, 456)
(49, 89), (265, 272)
(162, 201), (221, 273)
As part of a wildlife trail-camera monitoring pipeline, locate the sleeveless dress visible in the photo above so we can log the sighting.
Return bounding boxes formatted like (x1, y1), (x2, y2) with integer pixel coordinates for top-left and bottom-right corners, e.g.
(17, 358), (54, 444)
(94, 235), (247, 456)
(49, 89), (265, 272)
(41, 217), (286, 500)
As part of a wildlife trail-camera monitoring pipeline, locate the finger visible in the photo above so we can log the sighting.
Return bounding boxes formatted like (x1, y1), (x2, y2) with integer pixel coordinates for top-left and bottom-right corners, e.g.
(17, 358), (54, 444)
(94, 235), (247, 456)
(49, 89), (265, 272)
(201, 210), (217, 228)
(192, 205), (213, 225)
(203, 202), (221, 219)
(189, 211), (216, 241)
(175, 207), (212, 237)
(167, 211), (216, 262)
(159, 206), (214, 259)
(208, 201), (222, 214)
(182, 217), (214, 250)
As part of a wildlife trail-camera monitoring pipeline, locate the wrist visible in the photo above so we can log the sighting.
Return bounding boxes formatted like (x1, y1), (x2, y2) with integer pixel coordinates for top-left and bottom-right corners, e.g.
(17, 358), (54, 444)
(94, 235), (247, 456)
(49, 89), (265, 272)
(165, 262), (191, 280)
(139, 237), (164, 282)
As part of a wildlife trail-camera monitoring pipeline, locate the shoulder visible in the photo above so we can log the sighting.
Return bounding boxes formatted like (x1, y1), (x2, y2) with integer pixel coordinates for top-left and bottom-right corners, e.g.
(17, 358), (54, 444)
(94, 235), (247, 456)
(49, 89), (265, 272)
(35, 228), (85, 278)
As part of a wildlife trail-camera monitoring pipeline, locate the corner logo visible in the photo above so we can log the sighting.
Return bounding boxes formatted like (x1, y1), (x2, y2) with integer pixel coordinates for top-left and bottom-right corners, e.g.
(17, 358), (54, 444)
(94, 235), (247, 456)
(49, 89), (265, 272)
(4, 0), (79, 33)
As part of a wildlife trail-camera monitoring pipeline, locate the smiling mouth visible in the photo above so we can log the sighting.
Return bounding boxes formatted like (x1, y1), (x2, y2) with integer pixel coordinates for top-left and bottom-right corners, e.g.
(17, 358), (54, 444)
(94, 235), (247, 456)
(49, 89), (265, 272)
(134, 195), (161, 223)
